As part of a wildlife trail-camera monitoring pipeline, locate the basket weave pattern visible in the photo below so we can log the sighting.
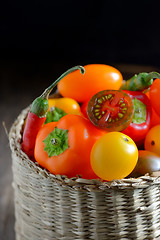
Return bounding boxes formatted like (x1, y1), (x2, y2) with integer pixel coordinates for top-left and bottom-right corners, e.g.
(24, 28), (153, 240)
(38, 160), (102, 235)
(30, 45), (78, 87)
(9, 108), (160, 240)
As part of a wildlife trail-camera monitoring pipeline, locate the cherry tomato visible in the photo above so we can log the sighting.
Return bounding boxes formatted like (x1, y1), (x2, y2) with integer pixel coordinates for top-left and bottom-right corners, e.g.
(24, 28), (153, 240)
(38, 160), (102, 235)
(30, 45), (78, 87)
(149, 78), (160, 116)
(48, 97), (81, 115)
(81, 99), (90, 119)
(87, 90), (134, 132)
(57, 64), (123, 103)
(90, 132), (138, 181)
(145, 90), (160, 127)
(46, 98), (82, 123)
(150, 107), (160, 127)
(129, 150), (160, 177)
(144, 125), (160, 155)
(34, 114), (104, 179)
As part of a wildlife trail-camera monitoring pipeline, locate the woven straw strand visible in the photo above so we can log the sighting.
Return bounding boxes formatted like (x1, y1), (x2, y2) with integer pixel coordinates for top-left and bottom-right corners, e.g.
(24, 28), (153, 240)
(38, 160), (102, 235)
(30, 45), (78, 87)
(9, 107), (160, 240)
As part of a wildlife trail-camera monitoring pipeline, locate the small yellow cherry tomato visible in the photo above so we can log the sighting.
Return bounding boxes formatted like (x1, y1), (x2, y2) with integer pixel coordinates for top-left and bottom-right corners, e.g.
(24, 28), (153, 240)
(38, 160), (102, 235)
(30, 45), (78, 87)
(90, 132), (138, 181)
(48, 97), (82, 115)
(144, 125), (160, 156)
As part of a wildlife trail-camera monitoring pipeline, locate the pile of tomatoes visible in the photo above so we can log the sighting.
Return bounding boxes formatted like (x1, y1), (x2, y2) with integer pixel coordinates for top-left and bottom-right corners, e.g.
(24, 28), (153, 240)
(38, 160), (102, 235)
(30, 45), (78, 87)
(34, 64), (160, 181)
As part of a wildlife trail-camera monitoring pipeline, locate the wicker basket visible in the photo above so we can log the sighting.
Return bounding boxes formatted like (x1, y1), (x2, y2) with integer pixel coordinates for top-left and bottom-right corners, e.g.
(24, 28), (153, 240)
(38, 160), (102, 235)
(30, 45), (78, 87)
(9, 107), (160, 240)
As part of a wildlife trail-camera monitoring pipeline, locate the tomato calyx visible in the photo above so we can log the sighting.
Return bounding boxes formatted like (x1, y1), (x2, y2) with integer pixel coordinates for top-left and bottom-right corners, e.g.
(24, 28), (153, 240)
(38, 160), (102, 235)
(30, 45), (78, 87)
(87, 90), (134, 132)
(45, 107), (67, 124)
(43, 127), (69, 157)
(123, 136), (129, 142)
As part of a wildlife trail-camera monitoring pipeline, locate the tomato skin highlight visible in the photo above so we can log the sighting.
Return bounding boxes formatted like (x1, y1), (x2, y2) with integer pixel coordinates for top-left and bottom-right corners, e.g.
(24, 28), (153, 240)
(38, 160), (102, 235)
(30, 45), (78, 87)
(122, 90), (152, 146)
(149, 78), (160, 117)
(57, 64), (123, 103)
(34, 114), (104, 179)
(90, 132), (138, 181)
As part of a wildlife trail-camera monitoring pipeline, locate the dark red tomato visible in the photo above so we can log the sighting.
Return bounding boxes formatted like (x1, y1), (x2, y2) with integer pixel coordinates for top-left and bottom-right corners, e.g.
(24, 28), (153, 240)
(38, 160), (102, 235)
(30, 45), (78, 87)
(123, 90), (152, 146)
(87, 90), (134, 132)
(129, 150), (160, 177)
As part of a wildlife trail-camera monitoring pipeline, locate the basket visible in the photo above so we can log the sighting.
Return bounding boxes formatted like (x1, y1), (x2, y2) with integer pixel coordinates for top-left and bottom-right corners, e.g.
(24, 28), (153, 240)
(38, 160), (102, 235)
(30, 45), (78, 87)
(9, 107), (160, 240)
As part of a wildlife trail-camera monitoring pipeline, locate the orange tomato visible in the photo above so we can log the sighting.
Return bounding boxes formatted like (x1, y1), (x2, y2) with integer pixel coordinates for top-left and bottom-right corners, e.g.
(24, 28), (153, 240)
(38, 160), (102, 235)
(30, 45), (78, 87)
(144, 125), (160, 155)
(34, 114), (104, 179)
(57, 64), (123, 103)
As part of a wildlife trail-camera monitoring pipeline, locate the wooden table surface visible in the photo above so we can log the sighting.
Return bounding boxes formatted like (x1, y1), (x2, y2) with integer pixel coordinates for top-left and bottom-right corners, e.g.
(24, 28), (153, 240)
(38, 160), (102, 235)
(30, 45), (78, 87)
(0, 62), (159, 240)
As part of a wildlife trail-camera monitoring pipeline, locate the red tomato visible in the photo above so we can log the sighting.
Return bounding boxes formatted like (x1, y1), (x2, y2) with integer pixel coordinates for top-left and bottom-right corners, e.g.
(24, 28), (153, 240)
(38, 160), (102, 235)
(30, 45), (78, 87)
(123, 90), (152, 146)
(145, 90), (160, 127)
(150, 108), (160, 127)
(149, 78), (160, 117)
(57, 64), (123, 103)
(87, 90), (134, 132)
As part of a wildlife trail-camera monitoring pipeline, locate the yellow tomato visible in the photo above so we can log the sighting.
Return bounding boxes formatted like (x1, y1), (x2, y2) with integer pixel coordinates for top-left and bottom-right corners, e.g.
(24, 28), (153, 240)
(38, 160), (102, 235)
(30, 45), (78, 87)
(144, 125), (160, 156)
(90, 132), (138, 181)
(48, 97), (82, 115)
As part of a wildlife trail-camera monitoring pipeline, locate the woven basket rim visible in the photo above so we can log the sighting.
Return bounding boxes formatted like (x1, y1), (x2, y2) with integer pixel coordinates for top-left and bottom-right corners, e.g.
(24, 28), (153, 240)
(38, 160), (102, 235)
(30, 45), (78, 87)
(9, 106), (160, 191)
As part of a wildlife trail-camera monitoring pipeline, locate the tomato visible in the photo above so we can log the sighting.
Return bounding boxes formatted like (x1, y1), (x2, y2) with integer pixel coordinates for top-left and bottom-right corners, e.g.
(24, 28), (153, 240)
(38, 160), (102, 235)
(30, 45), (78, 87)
(45, 98), (82, 123)
(87, 90), (134, 132)
(90, 132), (138, 181)
(150, 107), (160, 127)
(57, 64), (123, 103)
(81, 99), (90, 119)
(45, 107), (67, 123)
(129, 150), (160, 177)
(145, 90), (160, 127)
(149, 78), (160, 116)
(144, 125), (160, 155)
(34, 114), (104, 179)
(48, 97), (81, 115)
(122, 90), (152, 146)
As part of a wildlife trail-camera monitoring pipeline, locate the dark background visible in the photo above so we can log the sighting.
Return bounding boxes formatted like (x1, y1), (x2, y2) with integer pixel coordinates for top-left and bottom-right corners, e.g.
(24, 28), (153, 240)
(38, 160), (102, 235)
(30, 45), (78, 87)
(1, 1), (160, 97)
(1, 0), (160, 105)
(1, 1), (160, 239)
(1, 1), (160, 66)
